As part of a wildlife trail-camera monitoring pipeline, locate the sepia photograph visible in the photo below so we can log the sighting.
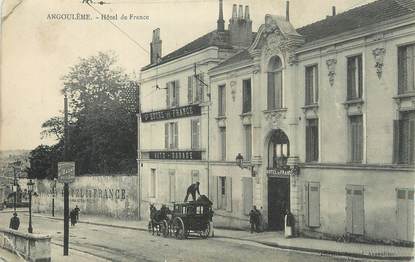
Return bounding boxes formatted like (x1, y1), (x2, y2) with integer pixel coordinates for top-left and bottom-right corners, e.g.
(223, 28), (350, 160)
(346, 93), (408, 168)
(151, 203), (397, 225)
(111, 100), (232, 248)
(0, 0), (414, 261)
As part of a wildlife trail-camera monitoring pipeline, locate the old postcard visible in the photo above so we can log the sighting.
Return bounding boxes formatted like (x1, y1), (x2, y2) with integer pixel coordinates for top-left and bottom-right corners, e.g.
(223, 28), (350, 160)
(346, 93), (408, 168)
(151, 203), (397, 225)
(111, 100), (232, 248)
(0, 0), (414, 261)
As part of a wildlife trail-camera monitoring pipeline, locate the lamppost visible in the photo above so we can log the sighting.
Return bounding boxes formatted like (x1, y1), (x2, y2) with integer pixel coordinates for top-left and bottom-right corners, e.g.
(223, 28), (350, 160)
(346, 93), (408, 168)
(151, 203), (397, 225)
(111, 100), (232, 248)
(235, 153), (256, 177)
(52, 178), (57, 217)
(27, 179), (35, 233)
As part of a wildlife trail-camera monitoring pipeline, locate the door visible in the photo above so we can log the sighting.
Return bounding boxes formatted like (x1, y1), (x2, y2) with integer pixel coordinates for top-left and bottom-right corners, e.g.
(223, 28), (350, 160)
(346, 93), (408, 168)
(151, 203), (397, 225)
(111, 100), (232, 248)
(268, 177), (290, 230)
(397, 188), (414, 241)
(346, 185), (364, 235)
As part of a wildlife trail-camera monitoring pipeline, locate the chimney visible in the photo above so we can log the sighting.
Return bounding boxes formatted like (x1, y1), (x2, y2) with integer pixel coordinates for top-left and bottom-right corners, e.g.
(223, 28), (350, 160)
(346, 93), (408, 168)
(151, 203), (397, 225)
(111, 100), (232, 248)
(232, 4), (237, 20)
(217, 0), (225, 31)
(244, 5), (250, 20)
(229, 3), (252, 47)
(332, 6), (336, 16)
(150, 28), (162, 64)
(238, 5), (243, 19)
(286, 1), (290, 22)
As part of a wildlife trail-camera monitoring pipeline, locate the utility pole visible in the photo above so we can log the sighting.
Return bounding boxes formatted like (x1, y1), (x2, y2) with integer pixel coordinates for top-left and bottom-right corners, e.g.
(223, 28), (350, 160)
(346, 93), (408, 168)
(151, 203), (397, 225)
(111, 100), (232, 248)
(136, 81), (141, 220)
(63, 91), (69, 256)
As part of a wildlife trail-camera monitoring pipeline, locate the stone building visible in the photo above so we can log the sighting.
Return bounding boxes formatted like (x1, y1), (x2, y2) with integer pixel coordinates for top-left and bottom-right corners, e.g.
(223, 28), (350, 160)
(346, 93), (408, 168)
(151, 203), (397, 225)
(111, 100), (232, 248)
(139, 0), (415, 243)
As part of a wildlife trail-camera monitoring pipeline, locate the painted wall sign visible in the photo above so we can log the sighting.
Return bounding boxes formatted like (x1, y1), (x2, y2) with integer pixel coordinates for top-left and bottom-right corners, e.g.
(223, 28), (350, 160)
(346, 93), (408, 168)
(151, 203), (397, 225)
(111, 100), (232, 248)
(141, 104), (201, 122)
(266, 166), (299, 178)
(149, 150), (202, 160)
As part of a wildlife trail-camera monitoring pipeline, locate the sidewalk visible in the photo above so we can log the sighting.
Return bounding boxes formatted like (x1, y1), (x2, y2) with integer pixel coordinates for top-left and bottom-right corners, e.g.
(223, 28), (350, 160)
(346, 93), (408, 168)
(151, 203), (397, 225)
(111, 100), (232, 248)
(31, 212), (414, 261)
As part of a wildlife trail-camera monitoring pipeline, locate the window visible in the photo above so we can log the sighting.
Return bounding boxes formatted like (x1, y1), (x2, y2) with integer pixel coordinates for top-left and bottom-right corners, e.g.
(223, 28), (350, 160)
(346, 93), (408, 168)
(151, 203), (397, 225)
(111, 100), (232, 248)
(267, 56), (283, 110)
(347, 55), (363, 100)
(244, 125), (252, 161)
(191, 170), (199, 184)
(306, 119), (319, 162)
(394, 111), (415, 164)
(398, 44), (415, 94)
(150, 169), (156, 197)
(165, 122), (178, 149)
(218, 85), (226, 116)
(191, 119), (200, 149)
(188, 73), (205, 104)
(349, 115), (363, 163)
(169, 170), (175, 202)
(305, 65), (318, 105)
(219, 127), (226, 161)
(305, 182), (320, 227)
(242, 79), (252, 113)
(166, 80), (180, 108)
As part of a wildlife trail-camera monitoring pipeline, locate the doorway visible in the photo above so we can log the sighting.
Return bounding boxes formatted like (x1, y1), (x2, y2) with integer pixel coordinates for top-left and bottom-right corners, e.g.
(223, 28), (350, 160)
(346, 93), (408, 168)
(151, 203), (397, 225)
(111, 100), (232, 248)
(268, 177), (290, 230)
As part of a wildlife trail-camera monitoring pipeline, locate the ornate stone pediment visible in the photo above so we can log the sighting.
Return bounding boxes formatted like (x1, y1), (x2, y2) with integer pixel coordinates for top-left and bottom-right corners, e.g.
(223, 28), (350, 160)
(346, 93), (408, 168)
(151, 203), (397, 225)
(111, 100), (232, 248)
(326, 58), (337, 87)
(263, 109), (287, 128)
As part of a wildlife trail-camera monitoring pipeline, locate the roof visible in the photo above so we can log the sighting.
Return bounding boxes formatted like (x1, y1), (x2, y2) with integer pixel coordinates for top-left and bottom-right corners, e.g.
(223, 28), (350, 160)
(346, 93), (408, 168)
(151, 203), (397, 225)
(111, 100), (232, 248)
(142, 30), (234, 71)
(297, 0), (415, 43)
(210, 50), (253, 72)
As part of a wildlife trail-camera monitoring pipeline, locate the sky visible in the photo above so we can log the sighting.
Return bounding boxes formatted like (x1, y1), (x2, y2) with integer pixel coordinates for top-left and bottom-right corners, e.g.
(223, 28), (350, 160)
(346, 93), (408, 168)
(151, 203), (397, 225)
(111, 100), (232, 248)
(0, 0), (374, 151)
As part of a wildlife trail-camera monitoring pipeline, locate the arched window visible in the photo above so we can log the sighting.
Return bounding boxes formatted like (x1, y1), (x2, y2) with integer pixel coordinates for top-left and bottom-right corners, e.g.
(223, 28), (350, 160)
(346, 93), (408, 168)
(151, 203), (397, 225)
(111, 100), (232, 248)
(267, 56), (283, 110)
(267, 129), (290, 169)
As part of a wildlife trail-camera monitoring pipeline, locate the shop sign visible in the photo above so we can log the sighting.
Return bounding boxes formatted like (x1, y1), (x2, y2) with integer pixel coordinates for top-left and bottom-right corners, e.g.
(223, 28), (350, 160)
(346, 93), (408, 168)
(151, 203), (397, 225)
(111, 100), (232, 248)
(141, 105), (201, 122)
(149, 151), (202, 160)
(266, 166), (299, 178)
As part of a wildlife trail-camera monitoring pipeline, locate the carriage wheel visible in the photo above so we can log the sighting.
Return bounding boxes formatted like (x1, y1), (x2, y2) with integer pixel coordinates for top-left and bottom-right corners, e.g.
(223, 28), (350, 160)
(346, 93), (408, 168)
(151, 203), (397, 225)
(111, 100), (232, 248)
(147, 221), (152, 233)
(199, 222), (210, 239)
(172, 217), (185, 240)
(161, 220), (169, 237)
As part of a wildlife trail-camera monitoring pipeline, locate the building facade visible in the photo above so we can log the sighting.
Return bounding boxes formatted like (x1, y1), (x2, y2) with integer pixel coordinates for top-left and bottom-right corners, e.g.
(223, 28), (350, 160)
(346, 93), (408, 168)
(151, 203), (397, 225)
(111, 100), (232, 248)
(139, 0), (415, 243)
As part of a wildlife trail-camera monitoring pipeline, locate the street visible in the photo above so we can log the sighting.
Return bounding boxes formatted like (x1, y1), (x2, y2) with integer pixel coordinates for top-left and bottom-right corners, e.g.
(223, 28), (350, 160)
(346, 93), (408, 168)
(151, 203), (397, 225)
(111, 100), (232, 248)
(0, 213), (354, 262)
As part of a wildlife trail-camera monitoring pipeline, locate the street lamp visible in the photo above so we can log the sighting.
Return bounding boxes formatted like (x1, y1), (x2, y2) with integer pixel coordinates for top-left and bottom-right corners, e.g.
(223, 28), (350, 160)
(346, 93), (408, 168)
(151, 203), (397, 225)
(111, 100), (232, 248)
(52, 178), (57, 217)
(27, 179), (35, 234)
(235, 153), (256, 177)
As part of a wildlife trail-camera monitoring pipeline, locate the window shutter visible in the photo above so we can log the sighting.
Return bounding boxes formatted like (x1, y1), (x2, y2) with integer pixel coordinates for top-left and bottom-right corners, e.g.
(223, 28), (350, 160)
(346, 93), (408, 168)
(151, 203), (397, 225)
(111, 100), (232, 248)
(347, 58), (353, 100)
(226, 177), (232, 212)
(358, 56), (363, 98)
(308, 182), (320, 227)
(188, 76), (193, 104)
(174, 122), (178, 148)
(345, 185), (353, 233)
(408, 45), (415, 92)
(315, 66), (319, 103)
(267, 72), (275, 110)
(393, 120), (401, 164)
(314, 122), (319, 161)
(175, 80), (180, 107)
(215, 177), (220, 209)
(409, 119), (415, 164)
(398, 47), (406, 94)
(304, 184), (309, 227)
(164, 123), (169, 149)
(305, 68), (311, 105)
(199, 73), (204, 102)
(166, 82), (170, 108)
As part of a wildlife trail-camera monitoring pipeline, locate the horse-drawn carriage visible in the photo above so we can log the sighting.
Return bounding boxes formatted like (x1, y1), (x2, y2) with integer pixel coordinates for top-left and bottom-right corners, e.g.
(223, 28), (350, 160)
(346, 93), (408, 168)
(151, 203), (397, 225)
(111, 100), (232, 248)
(148, 195), (213, 239)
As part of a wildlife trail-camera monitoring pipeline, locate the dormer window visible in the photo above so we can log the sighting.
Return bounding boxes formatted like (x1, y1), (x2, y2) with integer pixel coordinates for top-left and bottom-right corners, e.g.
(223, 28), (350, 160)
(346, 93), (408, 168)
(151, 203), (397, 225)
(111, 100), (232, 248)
(267, 56), (283, 110)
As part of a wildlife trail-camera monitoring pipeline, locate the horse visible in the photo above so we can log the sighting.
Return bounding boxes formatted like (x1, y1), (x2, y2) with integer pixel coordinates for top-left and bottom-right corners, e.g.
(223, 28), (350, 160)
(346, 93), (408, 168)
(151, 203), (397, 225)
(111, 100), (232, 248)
(149, 204), (171, 236)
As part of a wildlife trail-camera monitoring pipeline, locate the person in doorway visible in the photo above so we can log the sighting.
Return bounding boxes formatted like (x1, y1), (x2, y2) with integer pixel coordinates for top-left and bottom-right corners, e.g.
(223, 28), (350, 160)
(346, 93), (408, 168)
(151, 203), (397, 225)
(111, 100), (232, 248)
(9, 212), (20, 230)
(74, 205), (80, 222)
(284, 209), (295, 238)
(184, 182), (200, 202)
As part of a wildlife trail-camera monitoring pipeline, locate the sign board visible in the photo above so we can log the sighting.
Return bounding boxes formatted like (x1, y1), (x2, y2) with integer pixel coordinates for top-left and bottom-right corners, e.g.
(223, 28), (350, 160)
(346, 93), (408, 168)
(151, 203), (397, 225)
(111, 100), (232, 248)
(149, 151), (202, 160)
(266, 166), (299, 178)
(58, 162), (76, 183)
(141, 105), (201, 122)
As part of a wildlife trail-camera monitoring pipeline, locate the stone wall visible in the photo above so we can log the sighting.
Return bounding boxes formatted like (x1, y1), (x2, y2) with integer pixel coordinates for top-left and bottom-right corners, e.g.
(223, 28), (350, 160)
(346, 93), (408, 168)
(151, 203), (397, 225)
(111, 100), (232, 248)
(34, 175), (138, 220)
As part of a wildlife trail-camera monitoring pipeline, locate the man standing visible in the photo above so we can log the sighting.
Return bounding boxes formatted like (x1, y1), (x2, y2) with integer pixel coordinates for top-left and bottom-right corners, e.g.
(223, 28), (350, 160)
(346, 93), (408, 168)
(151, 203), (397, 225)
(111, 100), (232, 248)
(184, 182), (200, 202)
(9, 212), (20, 230)
(74, 205), (80, 222)
(249, 206), (260, 233)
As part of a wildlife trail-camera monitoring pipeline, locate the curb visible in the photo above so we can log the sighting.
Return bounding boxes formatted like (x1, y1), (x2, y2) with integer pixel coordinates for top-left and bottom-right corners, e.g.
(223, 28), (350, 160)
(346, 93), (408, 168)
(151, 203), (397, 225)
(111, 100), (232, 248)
(33, 214), (413, 261)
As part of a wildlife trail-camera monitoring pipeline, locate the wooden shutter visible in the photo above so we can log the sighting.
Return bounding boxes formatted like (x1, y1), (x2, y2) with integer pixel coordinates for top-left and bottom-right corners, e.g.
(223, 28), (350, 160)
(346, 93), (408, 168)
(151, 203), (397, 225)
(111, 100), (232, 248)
(393, 120), (401, 164)
(345, 185), (353, 233)
(313, 121), (319, 161)
(308, 182), (320, 227)
(352, 186), (364, 235)
(174, 122), (178, 148)
(164, 123), (169, 149)
(409, 119), (415, 164)
(214, 177), (219, 209)
(347, 58), (354, 100)
(166, 82), (170, 107)
(198, 73), (204, 102)
(407, 45), (414, 93)
(398, 47), (407, 94)
(175, 80), (180, 106)
(357, 56), (363, 98)
(305, 67), (312, 105)
(306, 123), (311, 162)
(397, 189), (408, 240)
(188, 76), (193, 104)
(315, 66), (319, 103)
(357, 116), (363, 161)
(267, 72), (275, 110)
(408, 190), (414, 242)
(304, 184), (309, 227)
(226, 177), (232, 212)
(242, 177), (253, 215)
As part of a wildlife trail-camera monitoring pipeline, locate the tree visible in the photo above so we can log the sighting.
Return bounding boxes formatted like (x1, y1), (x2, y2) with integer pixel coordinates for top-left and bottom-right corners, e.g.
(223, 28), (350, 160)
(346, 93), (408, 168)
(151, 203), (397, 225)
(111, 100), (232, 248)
(31, 51), (137, 177)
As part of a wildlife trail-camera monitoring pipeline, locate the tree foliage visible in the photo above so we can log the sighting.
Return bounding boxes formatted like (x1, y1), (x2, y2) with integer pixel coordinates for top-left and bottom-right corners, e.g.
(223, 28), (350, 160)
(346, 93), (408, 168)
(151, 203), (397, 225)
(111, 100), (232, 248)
(28, 52), (137, 179)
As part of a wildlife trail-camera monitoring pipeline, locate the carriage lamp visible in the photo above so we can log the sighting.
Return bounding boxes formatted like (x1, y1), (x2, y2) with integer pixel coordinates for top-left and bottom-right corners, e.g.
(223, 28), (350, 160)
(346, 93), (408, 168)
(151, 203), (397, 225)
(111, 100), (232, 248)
(235, 153), (256, 177)
(27, 179), (35, 234)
